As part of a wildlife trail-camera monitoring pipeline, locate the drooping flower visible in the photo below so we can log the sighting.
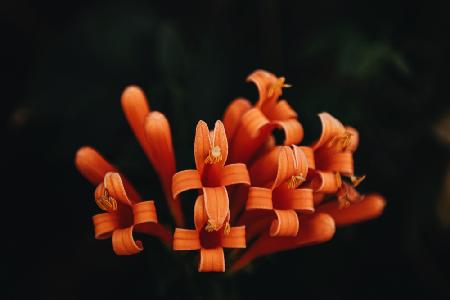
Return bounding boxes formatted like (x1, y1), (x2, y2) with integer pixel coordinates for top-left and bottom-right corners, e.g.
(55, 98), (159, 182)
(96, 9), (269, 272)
(223, 70), (304, 163)
(172, 120), (251, 232)
(173, 196), (246, 272)
(75, 148), (171, 254)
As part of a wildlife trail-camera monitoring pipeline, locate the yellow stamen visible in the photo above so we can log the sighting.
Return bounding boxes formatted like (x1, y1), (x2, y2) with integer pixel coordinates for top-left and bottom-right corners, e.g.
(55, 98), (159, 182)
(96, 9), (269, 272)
(95, 189), (117, 212)
(267, 76), (291, 97)
(335, 172), (342, 188)
(351, 174), (366, 187)
(223, 222), (231, 235)
(288, 173), (305, 189)
(205, 219), (217, 232)
(327, 131), (353, 150)
(338, 194), (351, 209)
(204, 146), (222, 164)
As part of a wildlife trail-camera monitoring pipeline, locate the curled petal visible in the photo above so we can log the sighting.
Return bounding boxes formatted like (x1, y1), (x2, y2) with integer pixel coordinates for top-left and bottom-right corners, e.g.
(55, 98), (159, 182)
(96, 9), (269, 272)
(249, 146), (283, 187)
(203, 187), (230, 231)
(310, 171), (341, 193)
(274, 119), (304, 146)
(317, 193), (386, 226)
(265, 100), (298, 120)
(121, 86), (152, 153)
(273, 146), (297, 189)
(194, 120), (212, 173)
(220, 163), (251, 187)
(103, 172), (133, 206)
(212, 120), (229, 166)
(223, 98), (252, 142)
(246, 69), (279, 107)
(246, 187), (273, 210)
(92, 212), (120, 239)
(311, 112), (346, 150)
(194, 195), (208, 231)
(144, 112), (183, 226)
(299, 146), (315, 170)
(173, 229), (201, 250)
(172, 170), (202, 199)
(315, 150), (354, 175)
(199, 248), (225, 272)
(133, 201), (158, 225)
(221, 226), (246, 248)
(269, 210), (299, 237)
(272, 188), (314, 213)
(112, 226), (143, 255)
(230, 213), (335, 272)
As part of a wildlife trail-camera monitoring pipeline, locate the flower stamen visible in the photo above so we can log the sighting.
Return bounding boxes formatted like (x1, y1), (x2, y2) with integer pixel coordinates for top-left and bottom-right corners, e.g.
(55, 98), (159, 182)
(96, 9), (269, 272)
(351, 174), (366, 187)
(205, 219), (218, 232)
(204, 146), (222, 164)
(267, 76), (291, 97)
(223, 222), (231, 235)
(288, 173), (305, 189)
(95, 189), (117, 212)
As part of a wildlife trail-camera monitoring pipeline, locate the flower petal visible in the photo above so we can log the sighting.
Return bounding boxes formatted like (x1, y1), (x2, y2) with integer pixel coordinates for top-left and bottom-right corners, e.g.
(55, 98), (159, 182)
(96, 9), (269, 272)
(144, 112), (183, 226)
(274, 119), (304, 146)
(92, 212), (120, 240)
(317, 193), (386, 226)
(223, 98), (252, 142)
(220, 163), (251, 187)
(194, 195), (208, 231)
(199, 248), (225, 272)
(173, 228), (201, 250)
(172, 169), (203, 199)
(212, 120), (228, 167)
(246, 187), (273, 210)
(203, 187), (229, 230)
(229, 108), (274, 163)
(221, 226), (246, 248)
(299, 146), (315, 170)
(311, 112), (346, 150)
(265, 100), (298, 120)
(103, 172), (133, 206)
(272, 188), (314, 213)
(194, 120), (212, 173)
(315, 149), (354, 175)
(310, 171), (341, 193)
(246, 69), (279, 108)
(133, 201), (158, 225)
(230, 213), (335, 272)
(75, 147), (141, 202)
(112, 226), (143, 255)
(269, 210), (299, 237)
(121, 86), (152, 156)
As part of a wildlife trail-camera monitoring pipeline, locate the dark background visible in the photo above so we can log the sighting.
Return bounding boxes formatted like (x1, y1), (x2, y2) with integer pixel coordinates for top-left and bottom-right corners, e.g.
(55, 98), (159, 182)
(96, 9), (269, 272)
(3, 0), (450, 299)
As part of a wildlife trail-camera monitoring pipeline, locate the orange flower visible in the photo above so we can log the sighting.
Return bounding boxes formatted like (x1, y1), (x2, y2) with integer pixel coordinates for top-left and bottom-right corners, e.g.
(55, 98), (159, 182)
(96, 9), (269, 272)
(173, 196), (246, 272)
(223, 70), (304, 163)
(303, 112), (386, 226)
(241, 146), (314, 237)
(172, 120), (251, 232)
(75, 148), (171, 254)
(121, 86), (183, 226)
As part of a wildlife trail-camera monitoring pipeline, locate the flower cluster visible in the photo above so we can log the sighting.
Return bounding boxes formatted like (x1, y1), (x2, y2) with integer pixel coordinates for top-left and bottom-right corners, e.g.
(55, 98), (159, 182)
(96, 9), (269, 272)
(75, 69), (385, 272)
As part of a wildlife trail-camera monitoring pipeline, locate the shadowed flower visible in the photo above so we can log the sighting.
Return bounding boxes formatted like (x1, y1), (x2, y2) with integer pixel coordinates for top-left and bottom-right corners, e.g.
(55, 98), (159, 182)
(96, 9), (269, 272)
(172, 120), (250, 232)
(223, 69), (304, 163)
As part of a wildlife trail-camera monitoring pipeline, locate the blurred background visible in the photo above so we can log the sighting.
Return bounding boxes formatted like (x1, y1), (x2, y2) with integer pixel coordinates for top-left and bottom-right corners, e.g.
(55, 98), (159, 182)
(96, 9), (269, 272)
(3, 0), (450, 299)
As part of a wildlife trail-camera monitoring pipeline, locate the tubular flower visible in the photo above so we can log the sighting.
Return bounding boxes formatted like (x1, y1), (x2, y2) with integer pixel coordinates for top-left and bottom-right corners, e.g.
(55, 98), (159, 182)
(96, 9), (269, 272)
(242, 146), (314, 237)
(173, 196), (246, 272)
(172, 120), (251, 232)
(76, 70), (385, 273)
(303, 112), (386, 226)
(223, 70), (304, 164)
(75, 148), (171, 254)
